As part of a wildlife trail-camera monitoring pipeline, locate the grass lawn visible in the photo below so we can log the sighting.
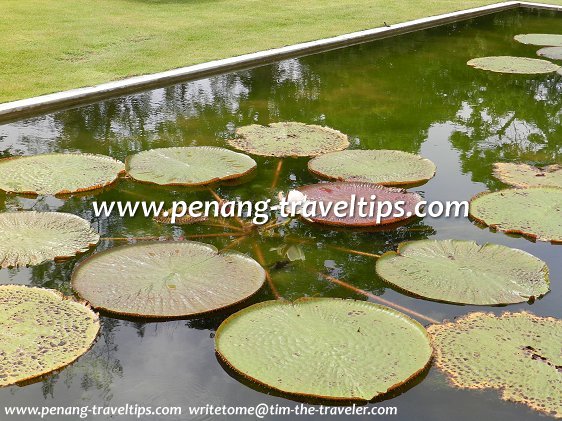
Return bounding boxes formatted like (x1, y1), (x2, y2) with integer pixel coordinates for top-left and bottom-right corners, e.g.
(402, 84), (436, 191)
(1, 0), (561, 103)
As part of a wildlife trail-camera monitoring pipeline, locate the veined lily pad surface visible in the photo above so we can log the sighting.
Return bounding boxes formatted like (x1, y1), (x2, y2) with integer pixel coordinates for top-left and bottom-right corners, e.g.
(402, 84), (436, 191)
(308, 150), (436, 186)
(297, 182), (421, 227)
(0, 212), (99, 268)
(428, 312), (562, 417)
(125, 147), (257, 186)
(493, 163), (562, 188)
(467, 56), (560, 74)
(376, 240), (549, 305)
(228, 122), (349, 157)
(215, 298), (432, 400)
(0, 153), (124, 195)
(515, 33), (562, 46)
(469, 187), (562, 243)
(72, 241), (265, 318)
(537, 46), (562, 61)
(0, 285), (100, 387)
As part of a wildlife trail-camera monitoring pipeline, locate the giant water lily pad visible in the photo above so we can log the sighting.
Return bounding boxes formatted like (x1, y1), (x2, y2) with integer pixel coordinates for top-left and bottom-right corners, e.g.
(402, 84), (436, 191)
(297, 182), (421, 227)
(515, 33), (562, 47)
(125, 147), (257, 186)
(308, 150), (436, 186)
(0, 212), (99, 268)
(428, 312), (562, 417)
(493, 163), (562, 188)
(72, 241), (265, 318)
(469, 188), (562, 243)
(467, 56), (559, 74)
(376, 240), (549, 305)
(537, 46), (562, 61)
(215, 298), (432, 400)
(0, 153), (124, 195)
(0, 285), (100, 387)
(228, 122), (349, 157)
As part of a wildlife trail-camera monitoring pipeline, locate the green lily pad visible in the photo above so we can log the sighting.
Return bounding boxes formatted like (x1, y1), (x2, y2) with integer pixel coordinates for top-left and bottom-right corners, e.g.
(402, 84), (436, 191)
(308, 150), (436, 186)
(537, 46), (562, 61)
(0, 153), (124, 196)
(228, 122), (349, 157)
(0, 212), (100, 268)
(428, 312), (562, 417)
(493, 163), (562, 188)
(125, 147), (257, 186)
(469, 187), (562, 243)
(72, 241), (265, 318)
(0, 285), (100, 387)
(215, 298), (432, 400)
(467, 56), (560, 74)
(515, 33), (562, 47)
(376, 240), (549, 305)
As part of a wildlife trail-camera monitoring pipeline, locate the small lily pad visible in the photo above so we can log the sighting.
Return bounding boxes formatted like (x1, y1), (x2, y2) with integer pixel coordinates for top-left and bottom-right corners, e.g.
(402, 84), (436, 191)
(428, 312), (562, 417)
(72, 241), (265, 318)
(215, 298), (432, 400)
(297, 182), (421, 227)
(493, 163), (562, 188)
(308, 150), (436, 186)
(469, 187), (562, 243)
(126, 147), (257, 186)
(0, 153), (124, 196)
(376, 240), (549, 305)
(467, 56), (560, 74)
(537, 46), (562, 61)
(0, 285), (100, 387)
(228, 122), (349, 157)
(515, 33), (562, 47)
(0, 212), (100, 268)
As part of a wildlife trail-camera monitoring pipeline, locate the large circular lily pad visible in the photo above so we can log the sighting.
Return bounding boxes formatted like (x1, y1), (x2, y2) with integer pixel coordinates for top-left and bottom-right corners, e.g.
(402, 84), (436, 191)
(515, 33), (562, 47)
(215, 298), (432, 400)
(125, 147), (257, 186)
(308, 150), (436, 186)
(72, 241), (266, 318)
(467, 56), (560, 74)
(537, 46), (562, 61)
(376, 240), (549, 305)
(228, 122), (349, 157)
(469, 187), (562, 243)
(0, 153), (125, 196)
(0, 212), (100, 268)
(0, 285), (100, 387)
(297, 182), (421, 227)
(493, 163), (562, 188)
(428, 312), (562, 417)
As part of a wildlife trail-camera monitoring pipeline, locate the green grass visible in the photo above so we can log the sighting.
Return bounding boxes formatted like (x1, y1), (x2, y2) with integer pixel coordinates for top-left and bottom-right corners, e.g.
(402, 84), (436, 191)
(1, 0), (561, 103)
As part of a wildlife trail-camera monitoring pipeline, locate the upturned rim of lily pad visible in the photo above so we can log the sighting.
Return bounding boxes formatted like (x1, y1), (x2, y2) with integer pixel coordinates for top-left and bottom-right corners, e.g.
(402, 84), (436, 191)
(215, 297), (433, 401)
(492, 163), (562, 189)
(467, 56), (560, 74)
(0, 284), (100, 388)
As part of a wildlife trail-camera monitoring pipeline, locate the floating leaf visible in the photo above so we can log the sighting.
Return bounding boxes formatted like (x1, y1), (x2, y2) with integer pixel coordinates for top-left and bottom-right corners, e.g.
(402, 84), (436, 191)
(215, 298), (432, 400)
(72, 241), (265, 318)
(228, 122), (349, 157)
(0, 285), (100, 387)
(537, 46), (562, 61)
(469, 187), (562, 243)
(515, 33), (562, 46)
(308, 150), (436, 186)
(428, 312), (562, 417)
(297, 182), (421, 227)
(376, 240), (549, 305)
(0, 212), (99, 268)
(493, 163), (562, 188)
(0, 153), (124, 195)
(125, 147), (257, 186)
(467, 56), (560, 74)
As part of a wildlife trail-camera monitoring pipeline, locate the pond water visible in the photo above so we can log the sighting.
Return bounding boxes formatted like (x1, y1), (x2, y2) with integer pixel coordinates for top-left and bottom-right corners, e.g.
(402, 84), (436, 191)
(0, 7), (561, 421)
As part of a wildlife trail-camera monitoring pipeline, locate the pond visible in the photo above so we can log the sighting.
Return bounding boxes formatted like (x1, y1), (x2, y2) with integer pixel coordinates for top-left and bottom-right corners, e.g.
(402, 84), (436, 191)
(0, 7), (561, 421)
